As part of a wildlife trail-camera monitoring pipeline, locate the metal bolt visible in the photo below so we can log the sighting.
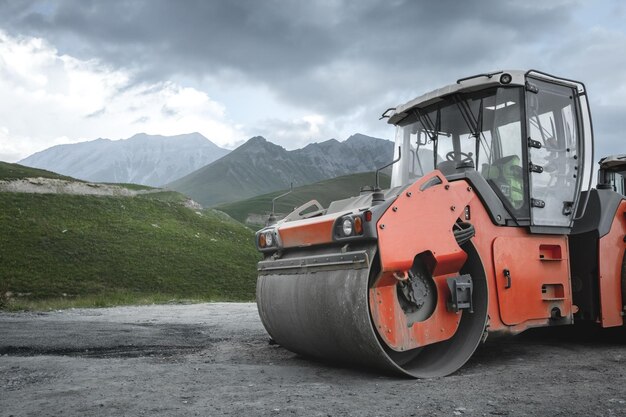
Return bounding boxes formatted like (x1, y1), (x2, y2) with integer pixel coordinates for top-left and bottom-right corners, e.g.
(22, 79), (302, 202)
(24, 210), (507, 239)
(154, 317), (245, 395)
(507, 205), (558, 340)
(450, 205), (456, 211)
(380, 224), (385, 229)
(467, 186), (472, 192)
(497, 215), (502, 221)
(406, 191), (412, 197)
(445, 184), (450, 190)
(392, 206), (398, 212)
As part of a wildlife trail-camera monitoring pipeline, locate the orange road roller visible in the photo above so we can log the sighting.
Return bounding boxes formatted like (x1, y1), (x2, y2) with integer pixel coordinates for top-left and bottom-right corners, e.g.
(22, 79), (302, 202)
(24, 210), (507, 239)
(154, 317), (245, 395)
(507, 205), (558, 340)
(255, 70), (626, 377)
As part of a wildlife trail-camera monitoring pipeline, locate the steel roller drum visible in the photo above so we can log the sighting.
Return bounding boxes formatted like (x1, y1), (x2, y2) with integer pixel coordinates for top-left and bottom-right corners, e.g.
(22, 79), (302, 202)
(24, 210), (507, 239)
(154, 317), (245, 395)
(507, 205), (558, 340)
(256, 243), (489, 378)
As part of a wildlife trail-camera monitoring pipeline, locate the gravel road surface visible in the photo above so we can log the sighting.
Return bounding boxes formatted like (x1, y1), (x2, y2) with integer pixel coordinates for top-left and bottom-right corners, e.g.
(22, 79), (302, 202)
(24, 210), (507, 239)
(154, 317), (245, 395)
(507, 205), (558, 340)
(1, 303), (625, 417)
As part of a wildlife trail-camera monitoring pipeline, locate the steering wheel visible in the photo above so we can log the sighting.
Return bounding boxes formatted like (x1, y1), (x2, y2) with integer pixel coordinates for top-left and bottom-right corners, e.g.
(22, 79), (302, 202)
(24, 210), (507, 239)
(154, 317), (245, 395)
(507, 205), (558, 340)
(445, 151), (473, 163)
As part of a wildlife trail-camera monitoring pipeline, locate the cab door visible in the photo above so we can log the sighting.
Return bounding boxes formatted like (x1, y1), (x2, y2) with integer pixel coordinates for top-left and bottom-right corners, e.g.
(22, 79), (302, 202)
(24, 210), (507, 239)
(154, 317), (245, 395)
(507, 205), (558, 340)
(525, 77), (581, 230)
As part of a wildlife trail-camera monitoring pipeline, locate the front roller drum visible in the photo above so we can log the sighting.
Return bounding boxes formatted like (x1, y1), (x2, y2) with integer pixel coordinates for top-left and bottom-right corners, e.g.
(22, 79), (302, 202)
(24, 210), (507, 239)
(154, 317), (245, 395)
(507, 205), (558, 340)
(256, 244), (488, 378)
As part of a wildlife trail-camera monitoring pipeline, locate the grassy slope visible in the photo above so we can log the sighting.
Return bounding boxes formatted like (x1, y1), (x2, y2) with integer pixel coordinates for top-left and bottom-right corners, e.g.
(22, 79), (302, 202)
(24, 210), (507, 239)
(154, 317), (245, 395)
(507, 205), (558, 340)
(0, 191), (261, 310)
(137, 190), (189, 203)
(101, 182), (155, 191)
(217, 171), (391, 225)
(0, 161), (78, 181)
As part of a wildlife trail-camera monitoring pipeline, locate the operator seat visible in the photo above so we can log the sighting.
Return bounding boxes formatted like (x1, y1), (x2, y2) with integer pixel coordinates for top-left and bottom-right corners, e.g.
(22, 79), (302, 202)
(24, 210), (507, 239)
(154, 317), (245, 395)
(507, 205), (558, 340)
(482, 155), (524, 209)
(436, 160), (457, 176)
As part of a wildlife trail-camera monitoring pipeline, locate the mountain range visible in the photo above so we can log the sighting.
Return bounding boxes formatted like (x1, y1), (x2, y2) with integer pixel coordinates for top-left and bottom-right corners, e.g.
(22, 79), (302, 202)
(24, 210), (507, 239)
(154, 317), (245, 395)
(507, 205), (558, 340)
(18, 132), (394, 206)
(19, 132), (229, 187)
(167, 133), (394, 206)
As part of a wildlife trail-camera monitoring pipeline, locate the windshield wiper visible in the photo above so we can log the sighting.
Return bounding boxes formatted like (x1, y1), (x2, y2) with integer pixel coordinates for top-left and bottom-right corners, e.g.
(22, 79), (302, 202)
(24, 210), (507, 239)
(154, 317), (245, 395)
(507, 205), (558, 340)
(413, 108), (441, 169)
(453, 95), (491, 167)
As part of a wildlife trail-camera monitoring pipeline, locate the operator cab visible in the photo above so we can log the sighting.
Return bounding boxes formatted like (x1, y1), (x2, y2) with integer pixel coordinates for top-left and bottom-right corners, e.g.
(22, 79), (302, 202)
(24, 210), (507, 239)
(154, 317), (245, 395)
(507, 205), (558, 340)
(386, 70), (594, 233)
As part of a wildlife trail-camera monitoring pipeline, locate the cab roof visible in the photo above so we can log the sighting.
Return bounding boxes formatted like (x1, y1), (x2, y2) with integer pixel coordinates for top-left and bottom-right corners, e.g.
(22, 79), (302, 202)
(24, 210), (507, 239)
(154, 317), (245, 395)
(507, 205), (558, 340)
(386, 69), (584, 125)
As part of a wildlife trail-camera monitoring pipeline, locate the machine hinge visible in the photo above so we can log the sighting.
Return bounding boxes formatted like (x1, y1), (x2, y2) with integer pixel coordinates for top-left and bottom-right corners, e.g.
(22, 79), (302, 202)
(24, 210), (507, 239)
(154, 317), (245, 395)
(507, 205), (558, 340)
(562, 201), (574, 216)
(531, 198), (546, 208)
(529, 162), (544, 173)
(447, 274), (473, 313)
(526, 81), (539, 94)
(528, 138), (542, 149)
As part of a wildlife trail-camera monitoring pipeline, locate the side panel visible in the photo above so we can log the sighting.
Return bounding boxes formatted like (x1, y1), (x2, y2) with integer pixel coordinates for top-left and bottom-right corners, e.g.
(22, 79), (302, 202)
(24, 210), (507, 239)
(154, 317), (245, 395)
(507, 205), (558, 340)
(493, 236), (571, 325)
(462, 187), (574, 334)
(371, 172), (474, 351)
(376, 171), (471, 275)
(598, 200), (626, 327)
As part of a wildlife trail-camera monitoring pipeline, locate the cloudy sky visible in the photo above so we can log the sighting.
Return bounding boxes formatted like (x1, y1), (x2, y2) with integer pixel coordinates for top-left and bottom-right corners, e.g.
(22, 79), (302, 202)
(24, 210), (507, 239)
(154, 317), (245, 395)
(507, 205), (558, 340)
(0, 0), (625, 162)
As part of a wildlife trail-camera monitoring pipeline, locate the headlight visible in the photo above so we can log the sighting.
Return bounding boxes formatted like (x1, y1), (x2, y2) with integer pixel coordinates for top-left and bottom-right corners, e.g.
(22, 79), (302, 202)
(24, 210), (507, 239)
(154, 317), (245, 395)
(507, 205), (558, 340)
(342, 218), (353, 236)
(334, 214), (366, 240)
(258, 230), (276, 249)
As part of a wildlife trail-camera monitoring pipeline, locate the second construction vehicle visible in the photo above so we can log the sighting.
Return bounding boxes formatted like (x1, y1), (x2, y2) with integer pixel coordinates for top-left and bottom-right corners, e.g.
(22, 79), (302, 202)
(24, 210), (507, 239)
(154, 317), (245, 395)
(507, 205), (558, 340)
(255, 70), (626, 377)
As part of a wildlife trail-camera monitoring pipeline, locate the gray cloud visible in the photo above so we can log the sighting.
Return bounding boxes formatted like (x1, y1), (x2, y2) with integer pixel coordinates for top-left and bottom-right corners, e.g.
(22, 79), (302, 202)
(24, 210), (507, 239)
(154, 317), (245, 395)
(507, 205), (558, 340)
(591, 104), (626, 161)
(85, 107), (106, 118)
(160, 105), (178, 118)
(132, 116), (150, 124)
(0, 0), (625, 157)
(0, 0), (577, 112)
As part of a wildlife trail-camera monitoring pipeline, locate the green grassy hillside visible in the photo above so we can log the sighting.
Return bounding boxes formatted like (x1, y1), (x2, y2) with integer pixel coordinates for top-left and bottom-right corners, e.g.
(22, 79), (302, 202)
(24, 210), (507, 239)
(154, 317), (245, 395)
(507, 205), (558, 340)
(0, 181), (261, 310)
(217, 171), (390, 226)
(0, 161), (78, 181)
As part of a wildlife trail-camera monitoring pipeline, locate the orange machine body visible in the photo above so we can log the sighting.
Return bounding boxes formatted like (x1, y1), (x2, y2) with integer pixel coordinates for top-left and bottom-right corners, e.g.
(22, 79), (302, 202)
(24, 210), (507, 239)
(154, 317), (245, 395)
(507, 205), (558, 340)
(271, 171), (625, 350)
(368, 172), (576, 351)
(597, 200), (626, 327)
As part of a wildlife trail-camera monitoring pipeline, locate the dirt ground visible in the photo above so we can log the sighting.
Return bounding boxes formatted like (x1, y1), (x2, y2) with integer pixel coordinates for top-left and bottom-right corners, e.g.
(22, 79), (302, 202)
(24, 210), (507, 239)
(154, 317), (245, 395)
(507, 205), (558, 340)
(1, 303), (625, 417)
